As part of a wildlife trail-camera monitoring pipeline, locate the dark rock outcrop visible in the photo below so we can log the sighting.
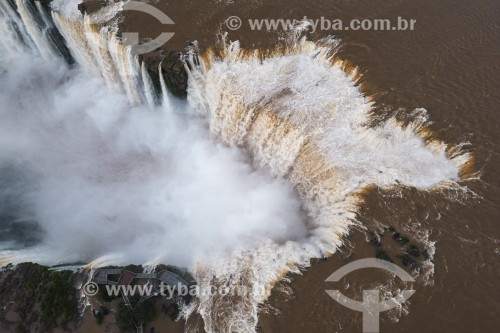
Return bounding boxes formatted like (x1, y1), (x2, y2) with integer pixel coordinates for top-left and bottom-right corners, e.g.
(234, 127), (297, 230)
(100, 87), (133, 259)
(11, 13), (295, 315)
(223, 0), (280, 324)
(142, 51), (189, 99)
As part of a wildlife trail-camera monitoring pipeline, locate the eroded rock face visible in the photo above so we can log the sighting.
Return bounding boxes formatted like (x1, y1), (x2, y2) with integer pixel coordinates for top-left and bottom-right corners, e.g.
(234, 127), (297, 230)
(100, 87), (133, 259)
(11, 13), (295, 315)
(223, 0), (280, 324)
(77, 0), (107, 15)
(144, 50), (188, 98)
(37, 0), (53, 5)
(77, 2), (87, 15)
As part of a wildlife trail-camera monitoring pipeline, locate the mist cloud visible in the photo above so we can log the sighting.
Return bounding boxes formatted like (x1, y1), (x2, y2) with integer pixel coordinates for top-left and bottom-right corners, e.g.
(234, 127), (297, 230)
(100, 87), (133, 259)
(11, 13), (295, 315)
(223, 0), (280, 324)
(0, 53), (308, 267)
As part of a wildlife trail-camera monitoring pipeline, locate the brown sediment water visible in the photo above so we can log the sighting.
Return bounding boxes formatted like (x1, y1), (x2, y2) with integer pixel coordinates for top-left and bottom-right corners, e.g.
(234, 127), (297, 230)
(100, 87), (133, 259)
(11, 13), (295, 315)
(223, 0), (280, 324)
(1, 0), (498, 332)
(111, 0), (499, 331)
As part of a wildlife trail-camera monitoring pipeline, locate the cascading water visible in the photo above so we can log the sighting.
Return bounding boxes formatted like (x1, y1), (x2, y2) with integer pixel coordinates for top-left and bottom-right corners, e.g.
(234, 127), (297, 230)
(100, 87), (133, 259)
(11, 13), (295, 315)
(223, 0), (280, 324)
(15, 0), (57, 59)
(182, 39), (472, 332)
(51, 10), (147, 105)
(0, 1), (472, 333)
(0, 0), (37, 56)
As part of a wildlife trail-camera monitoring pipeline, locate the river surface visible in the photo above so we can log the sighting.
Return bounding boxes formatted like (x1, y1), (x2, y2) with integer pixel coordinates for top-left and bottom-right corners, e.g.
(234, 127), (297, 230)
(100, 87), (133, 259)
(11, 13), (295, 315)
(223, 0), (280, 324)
(2, 0), (499, 332)
(139, 0), (499, 332)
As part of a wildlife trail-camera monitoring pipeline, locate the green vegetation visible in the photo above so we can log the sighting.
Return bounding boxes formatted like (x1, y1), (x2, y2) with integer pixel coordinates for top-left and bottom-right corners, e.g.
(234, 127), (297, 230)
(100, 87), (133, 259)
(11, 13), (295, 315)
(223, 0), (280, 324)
(154, 264), (195, 284)
(116, 297), (156, 333)
(368, 227), (426, 272)
(134, 298), (155, 325)
(407, 244), (421, 257)
(375, 249), (393, 262)
(2, 263), (78, 332)
(1, 262), (191, 331)
(116, 302), (136, 332)
(101, 264), (144, 273)
(96, 283), (116, 302)
(39, 270), (78, 330)
(94, 305), (110, 325)
(392, 232), (410, 245)
(164, 302), (179, 321)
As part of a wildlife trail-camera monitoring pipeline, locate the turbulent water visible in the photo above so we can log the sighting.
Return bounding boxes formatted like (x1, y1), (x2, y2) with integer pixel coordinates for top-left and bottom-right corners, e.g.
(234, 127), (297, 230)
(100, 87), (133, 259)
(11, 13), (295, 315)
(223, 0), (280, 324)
(0, 1), (473, 333)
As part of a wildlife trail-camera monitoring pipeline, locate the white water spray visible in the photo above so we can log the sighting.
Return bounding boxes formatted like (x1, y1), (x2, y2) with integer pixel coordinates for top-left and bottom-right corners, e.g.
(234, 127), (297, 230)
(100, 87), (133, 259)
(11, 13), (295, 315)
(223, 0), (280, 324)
(0, 3), (472, 333)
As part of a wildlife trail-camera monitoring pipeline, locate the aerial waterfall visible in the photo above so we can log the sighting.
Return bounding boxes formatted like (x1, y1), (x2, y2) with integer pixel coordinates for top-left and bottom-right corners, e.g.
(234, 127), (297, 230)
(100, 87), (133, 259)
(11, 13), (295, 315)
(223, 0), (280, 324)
(0, 2), (473, 333)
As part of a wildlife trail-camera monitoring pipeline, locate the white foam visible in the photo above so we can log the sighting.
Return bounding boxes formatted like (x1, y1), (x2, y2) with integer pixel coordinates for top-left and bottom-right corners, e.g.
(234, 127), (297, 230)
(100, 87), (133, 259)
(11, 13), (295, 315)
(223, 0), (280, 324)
(50, 0), (83, 20)
(185, 39), (469, 332)
(15, 0), (57, 60)
(0, 7), (308, 273)
(0, 4), (471, 333)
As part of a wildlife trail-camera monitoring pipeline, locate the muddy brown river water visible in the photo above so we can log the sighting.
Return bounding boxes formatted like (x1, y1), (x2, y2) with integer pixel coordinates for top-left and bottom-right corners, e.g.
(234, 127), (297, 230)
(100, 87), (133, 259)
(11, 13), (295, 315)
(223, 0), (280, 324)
(95, 0), (500, 332)
(4, 0), (499, 332)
